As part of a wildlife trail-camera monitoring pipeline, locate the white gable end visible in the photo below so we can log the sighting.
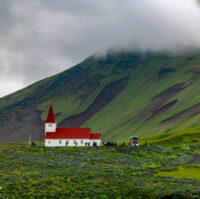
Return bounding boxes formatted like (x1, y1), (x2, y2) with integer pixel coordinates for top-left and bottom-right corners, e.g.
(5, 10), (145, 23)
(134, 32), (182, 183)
(45, 123), (57, 133)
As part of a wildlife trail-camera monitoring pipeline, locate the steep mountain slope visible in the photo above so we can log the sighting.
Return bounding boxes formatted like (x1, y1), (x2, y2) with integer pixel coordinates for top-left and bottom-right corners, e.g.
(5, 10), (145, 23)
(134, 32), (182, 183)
(0, 51), (200, 142)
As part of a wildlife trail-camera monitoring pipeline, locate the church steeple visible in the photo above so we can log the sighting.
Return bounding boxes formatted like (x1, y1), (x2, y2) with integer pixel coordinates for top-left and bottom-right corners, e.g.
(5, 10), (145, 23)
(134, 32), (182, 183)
(45, 104), (56, 123)
(45, 104), (57, 133)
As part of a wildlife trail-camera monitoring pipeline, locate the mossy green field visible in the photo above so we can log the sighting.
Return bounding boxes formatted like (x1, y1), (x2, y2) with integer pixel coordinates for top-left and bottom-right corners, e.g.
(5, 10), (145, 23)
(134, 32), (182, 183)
(0, 142), (200, 198)
(156, 167), (200, 181)
(140, 127), (200, 148)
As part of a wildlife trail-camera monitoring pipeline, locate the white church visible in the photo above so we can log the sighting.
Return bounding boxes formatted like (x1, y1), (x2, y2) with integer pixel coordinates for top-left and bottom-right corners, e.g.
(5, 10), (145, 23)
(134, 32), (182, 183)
(45, 105), (101, 147)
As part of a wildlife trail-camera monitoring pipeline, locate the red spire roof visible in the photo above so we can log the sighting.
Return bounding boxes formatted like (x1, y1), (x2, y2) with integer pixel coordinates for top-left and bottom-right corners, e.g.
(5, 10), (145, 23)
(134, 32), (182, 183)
(45, 104), (56, 123)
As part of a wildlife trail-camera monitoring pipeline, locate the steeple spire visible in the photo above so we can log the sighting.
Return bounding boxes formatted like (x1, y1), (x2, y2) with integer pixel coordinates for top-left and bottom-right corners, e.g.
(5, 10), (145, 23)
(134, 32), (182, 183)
(45, 104), (56, 123)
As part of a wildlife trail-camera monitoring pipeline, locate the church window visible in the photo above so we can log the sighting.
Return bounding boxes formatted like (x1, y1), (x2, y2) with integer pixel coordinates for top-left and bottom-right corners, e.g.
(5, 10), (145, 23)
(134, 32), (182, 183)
(81, 140), (83, 144)
(59, 140), (62, 144)
(48, 140), (50, 144)
(73, 140), (76, 144)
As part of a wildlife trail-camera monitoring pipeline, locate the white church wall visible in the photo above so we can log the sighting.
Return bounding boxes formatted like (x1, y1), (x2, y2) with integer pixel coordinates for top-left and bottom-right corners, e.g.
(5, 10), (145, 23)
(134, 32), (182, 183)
(45, 123), (57, 133)
(45, 139), (91, 147)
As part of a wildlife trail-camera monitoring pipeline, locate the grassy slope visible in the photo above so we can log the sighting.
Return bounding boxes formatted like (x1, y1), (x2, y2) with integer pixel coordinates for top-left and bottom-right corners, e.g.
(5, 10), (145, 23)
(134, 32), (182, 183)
(140, 128), (200, 148)
(0, 51), (200, 141)
(83, 52), (200, 141)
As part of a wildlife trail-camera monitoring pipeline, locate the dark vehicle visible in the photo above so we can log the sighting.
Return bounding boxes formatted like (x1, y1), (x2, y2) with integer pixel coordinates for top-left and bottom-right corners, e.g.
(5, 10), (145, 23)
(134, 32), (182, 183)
(130, 136), (139, 146)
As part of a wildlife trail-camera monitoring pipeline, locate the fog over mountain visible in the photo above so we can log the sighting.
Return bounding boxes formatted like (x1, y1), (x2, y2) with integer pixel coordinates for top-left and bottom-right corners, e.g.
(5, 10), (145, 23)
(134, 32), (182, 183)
(0, 0), (200, 97)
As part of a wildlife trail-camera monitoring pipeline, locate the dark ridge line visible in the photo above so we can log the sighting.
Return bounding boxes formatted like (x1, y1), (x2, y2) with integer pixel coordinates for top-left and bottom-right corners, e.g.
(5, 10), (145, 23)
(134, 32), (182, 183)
(119, 83), (189, 130)
(54, 112), (62, 118)
(139, 83), (187, 119)
(151, 83), (186, 100)
(161, 103), (200, 125)
(58, 76), (130, 128)
(119, 82), (191, 136)
(147, 100), (178, 120)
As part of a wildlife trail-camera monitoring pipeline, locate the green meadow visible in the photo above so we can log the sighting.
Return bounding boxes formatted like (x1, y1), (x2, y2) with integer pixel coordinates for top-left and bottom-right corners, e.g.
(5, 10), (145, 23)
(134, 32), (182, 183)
(0, 128), (200, 199)
(140, 127), (200, 148)
(156, 167), (200, 181)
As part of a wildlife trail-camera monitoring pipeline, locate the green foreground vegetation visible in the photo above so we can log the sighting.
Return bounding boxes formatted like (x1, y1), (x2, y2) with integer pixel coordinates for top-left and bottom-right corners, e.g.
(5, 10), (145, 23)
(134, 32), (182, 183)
(0, 141), (200, 199)
(156, 167), (200, 181)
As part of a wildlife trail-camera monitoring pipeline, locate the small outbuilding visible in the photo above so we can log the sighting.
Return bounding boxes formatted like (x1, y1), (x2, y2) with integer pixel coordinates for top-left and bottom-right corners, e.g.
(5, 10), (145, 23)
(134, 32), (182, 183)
(44, 105), (101, 147)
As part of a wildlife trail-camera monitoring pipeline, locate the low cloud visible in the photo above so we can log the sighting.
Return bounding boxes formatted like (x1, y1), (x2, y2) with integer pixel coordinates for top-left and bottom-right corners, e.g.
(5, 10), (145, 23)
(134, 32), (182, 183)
(0, 0), (200, 97)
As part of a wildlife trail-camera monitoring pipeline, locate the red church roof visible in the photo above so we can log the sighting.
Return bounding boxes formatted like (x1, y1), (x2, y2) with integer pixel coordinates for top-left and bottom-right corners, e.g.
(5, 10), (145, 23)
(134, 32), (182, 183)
(90, 133), (101, 139)
(45, 104), (56, 123)
(45, 128), (91, 139)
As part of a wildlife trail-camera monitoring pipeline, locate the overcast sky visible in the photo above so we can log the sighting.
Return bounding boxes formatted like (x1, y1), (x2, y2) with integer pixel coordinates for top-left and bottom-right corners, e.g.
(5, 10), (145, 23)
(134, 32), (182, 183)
(0, 0), (200, 97)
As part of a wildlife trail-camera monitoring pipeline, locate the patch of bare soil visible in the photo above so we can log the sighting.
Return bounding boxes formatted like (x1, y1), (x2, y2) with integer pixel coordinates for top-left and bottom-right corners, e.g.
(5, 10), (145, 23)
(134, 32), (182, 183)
(139, 83), (186, 119)
(162, 103), (200, 125)
(59, 76), (129, 128)
(148, 100), (178, 120)
(0, 107), (43, 143)
(110, 83), (187, 133)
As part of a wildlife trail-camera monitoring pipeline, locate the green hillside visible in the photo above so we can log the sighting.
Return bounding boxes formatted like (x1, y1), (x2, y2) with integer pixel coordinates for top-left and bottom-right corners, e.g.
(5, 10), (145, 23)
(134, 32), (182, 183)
(140, 128), (200, 148)
(0, 51), (200, 142)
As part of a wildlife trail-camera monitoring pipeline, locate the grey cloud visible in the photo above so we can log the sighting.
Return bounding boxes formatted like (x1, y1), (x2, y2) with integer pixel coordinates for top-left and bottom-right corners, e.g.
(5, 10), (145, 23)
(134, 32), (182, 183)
(0, 0), (200, 97)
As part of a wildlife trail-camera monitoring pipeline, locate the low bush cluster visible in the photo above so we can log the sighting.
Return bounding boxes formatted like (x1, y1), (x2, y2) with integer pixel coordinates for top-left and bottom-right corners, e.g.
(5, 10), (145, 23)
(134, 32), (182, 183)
(0, 145), (199, 198)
